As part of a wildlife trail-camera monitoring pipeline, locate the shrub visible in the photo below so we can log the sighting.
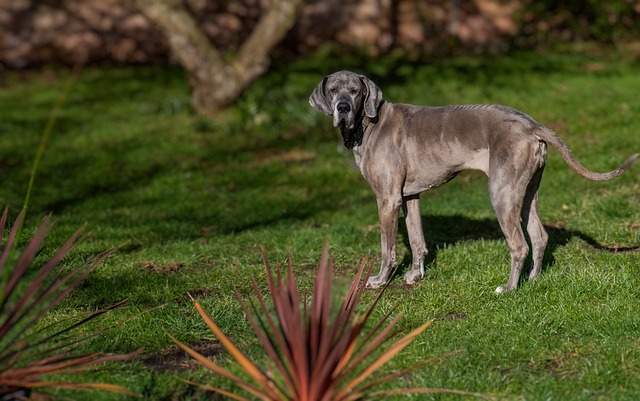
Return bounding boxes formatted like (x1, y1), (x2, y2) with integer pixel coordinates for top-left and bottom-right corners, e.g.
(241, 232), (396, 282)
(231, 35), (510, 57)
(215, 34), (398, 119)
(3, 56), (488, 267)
(172, 242), (486, 400)
(0, 207), (140, 399)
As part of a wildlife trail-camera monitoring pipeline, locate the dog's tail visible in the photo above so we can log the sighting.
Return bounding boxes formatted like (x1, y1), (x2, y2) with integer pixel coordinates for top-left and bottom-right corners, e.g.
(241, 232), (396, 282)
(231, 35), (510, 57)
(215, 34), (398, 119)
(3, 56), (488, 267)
(536, 127), (638, 181)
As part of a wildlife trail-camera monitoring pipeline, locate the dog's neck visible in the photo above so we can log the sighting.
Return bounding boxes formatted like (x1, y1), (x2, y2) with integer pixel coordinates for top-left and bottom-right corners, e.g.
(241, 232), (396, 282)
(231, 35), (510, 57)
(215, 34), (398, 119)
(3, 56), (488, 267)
(340, 101), (385, 150)
(340, 115), (370, 149)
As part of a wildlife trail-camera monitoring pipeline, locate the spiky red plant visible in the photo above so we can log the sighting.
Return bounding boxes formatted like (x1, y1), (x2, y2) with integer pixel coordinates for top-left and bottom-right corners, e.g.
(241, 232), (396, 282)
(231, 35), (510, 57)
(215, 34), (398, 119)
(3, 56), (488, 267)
(0, 207), (140, 399)
(172, 241), (486, 400)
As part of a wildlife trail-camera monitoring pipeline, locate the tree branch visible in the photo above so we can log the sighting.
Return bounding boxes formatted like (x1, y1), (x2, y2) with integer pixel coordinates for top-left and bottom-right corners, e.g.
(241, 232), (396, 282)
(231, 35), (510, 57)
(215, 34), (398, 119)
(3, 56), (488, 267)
(234, 0), (304, 82)
(126, 0), (232, 82)
(127, 0), (303, 114)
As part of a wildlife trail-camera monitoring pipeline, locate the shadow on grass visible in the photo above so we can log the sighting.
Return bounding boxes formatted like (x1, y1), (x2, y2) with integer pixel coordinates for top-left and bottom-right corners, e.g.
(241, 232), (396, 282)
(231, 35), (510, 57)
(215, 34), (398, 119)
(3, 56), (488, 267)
(394, 214), (640, 283)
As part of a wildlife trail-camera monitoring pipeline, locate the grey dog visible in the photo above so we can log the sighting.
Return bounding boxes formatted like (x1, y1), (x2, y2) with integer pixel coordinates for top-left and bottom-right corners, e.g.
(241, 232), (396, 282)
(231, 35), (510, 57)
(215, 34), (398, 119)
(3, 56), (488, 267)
(309, 70), (638, 293)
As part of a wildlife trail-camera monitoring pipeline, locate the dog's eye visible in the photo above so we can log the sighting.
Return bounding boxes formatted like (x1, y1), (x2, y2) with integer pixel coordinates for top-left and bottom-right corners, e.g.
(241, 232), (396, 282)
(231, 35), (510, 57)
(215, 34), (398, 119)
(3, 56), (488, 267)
(349, 88), (358, 95)
(329, 88), (338, 95)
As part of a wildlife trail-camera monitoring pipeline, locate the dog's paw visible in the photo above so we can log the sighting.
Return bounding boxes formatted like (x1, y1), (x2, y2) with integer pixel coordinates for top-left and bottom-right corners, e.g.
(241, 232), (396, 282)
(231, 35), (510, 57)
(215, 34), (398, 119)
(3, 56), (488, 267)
(403, 269), (423, 285)
(527, 271), (541, 281)
(495, 285), (508, 295)
(366, 276), (386, 289)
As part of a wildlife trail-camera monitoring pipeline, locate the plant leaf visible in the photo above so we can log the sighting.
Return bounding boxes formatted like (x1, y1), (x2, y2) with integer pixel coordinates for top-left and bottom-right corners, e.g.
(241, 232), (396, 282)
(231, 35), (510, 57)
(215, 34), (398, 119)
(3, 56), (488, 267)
(0, 208), (139, 397)
(234, 284), (292, 397)
(181, 379), (252, 401)
(191, 301), (280, 398)
(336, 319), (434, 399)
(169, 335), (274, 400)
(4, 380), (140, 397)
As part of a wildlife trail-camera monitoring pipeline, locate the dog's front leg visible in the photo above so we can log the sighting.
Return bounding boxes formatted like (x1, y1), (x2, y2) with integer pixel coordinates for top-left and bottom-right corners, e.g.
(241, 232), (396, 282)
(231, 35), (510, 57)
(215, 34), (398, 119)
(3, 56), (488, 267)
(367, 197), (402, 288)
(402, 195), (428, 284)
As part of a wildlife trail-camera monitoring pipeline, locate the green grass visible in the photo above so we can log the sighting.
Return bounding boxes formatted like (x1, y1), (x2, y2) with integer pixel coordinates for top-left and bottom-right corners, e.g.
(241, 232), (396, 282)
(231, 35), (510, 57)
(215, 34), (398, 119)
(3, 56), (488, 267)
(0, 52), (639, 400)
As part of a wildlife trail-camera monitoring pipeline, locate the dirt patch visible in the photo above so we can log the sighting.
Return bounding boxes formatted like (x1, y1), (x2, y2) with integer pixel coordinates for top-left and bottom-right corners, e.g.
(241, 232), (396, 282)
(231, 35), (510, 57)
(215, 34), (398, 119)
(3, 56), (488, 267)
(140, 342), (223, 373)
(139, 261), (183, 274)
(187, 289), (212, 299)
(545, 221), (567, 230)
(529, 353), (580, 379)
(441, 311), (468, 321)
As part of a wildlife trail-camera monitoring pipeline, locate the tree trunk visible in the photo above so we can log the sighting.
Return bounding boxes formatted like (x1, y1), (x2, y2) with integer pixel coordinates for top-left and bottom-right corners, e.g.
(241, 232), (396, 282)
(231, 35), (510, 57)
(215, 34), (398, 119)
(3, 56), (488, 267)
(127, 0), (303, 115)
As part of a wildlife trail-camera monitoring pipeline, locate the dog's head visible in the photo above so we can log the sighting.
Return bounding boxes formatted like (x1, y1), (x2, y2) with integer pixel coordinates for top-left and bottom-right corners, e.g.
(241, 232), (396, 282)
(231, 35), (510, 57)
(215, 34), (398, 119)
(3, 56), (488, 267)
(309, 70), (383, 129)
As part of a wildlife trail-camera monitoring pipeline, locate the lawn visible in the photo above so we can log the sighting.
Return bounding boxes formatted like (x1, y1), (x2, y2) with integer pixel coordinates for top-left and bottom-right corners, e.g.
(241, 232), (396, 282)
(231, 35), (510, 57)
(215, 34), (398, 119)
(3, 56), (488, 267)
(0, 52), (639, 400)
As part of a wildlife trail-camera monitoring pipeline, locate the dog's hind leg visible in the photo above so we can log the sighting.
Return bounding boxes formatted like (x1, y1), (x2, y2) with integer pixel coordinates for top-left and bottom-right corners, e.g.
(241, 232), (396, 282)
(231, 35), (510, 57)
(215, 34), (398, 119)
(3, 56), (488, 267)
(521, 167), (548, 281)
(489, 153), (534, 293)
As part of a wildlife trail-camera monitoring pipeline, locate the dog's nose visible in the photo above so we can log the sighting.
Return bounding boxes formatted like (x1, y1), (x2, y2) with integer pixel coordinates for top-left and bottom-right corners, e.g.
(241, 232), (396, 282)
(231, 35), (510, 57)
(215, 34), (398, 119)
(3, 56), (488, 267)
(337, 102), (351, 114)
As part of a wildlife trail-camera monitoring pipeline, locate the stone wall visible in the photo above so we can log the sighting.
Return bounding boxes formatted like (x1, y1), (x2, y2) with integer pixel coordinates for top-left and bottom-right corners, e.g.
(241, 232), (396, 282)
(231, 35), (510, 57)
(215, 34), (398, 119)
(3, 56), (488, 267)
(0, 0), (520, 69)
(1, 0), (167, 67)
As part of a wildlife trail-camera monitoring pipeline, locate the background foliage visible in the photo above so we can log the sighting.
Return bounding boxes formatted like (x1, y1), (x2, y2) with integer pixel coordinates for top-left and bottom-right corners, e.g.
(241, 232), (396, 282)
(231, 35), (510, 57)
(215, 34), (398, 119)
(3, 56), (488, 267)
(519, 0), (640, 46)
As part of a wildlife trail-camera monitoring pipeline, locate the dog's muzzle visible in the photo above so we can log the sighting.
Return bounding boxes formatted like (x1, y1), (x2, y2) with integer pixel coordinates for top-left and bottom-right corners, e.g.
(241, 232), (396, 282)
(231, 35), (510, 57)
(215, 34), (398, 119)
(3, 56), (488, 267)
(333, 100), (355, 129)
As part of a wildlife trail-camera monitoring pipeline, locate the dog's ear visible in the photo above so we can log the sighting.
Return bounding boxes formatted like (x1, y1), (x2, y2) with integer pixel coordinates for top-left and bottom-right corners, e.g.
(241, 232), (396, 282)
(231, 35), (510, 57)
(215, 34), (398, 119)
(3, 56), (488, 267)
(309, 76), (332, 115)
(360, 75), (383, 119)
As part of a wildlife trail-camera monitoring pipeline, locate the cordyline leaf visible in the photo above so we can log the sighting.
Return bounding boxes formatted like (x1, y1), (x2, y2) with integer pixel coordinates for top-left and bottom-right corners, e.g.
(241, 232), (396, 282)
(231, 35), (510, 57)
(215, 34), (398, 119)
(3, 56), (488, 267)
(347, 273), (396, 354)
(281, 255), (307, 394)
(285, 266), (310, 399)
(334, 306), (403, 382)
(0, 207), (145, 398)
(255, 252), (294, 357)
(264, 252), (307, 398)
(308, 247), (341, 399)
(234, 283), (293, 396)
(181, 379), (252, 401)
(0, 213), (90, 345)
(0, 246), (120, 364)
(18, 257), (121, 339)
(0, 206), (8, 244)
(325, 261), (388, 384)
(0, 206), (11, 275)
(14, 222), (87, 298)
(353, 350), (461, 396)
(0, 210), (44, 305)
(6, 223), (89, 316)
(29, 300), (128, 353)
(340, 356), (462, 401)
(340, 257), (372, 319)
(190, 300), (281, 399)
(3, 380), (139, 397)
(1, 349), (142, 381)
(310, 241), (332, 362)
(248, 253), (297, 395)
(309, 255), (373, 396)
(337, 319), (434, 400)
(169, 335), (274, 400)
(18, 300), (161, 374)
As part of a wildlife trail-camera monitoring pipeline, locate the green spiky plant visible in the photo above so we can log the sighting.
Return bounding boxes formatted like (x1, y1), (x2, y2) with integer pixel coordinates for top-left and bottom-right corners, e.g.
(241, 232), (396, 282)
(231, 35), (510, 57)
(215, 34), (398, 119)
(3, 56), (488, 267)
(0, 207), (140, 399)
(172, 242), (487, 400)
